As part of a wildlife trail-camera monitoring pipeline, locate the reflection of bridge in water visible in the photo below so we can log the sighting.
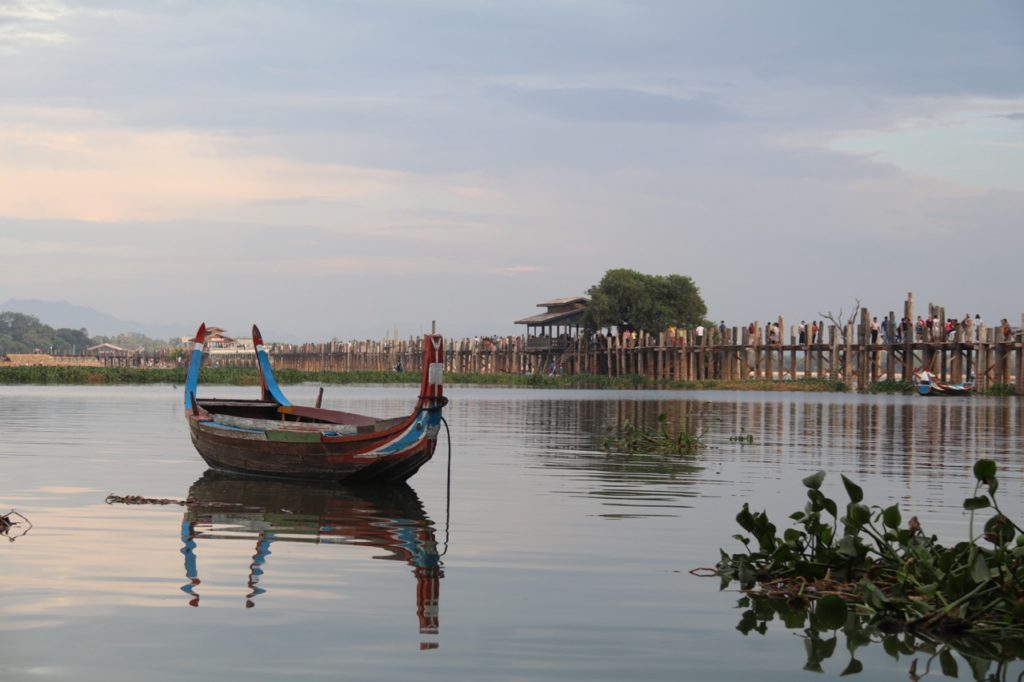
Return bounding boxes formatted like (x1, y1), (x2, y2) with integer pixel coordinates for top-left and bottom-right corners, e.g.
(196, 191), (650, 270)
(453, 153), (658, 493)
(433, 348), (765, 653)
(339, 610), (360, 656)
(179, 471), (443, 648)
(483, 394), (1024, 517)
(701, 397), (1024, 475)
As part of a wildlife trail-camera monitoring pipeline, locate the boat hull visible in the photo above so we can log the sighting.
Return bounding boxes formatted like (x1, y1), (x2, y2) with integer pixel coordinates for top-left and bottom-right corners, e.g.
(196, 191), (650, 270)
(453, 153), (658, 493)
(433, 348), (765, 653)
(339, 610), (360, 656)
(188, 410), (441, 482)
(916, 383), (973, 397)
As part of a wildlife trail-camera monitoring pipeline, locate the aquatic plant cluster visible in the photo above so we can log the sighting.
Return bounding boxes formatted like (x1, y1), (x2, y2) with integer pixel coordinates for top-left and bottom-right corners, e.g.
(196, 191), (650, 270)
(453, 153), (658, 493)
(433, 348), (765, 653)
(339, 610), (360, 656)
(714, 461), (1024, 657)
(602, 413), (704, 455)
(727, 429), (755, 444)
(987, 383), (1018, 397)
(865, 379), (916, 394)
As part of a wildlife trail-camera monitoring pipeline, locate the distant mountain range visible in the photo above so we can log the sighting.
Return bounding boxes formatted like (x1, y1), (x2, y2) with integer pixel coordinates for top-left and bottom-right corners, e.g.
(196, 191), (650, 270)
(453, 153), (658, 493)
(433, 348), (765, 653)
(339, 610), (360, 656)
(0, 298), (189, 340)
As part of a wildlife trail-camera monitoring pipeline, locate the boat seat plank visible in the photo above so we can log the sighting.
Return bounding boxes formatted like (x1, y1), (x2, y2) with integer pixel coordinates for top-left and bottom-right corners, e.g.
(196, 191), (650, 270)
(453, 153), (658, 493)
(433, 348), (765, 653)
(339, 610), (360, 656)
(197, 422), (268, 440)
(210, 413), (359, 435)
(198, 399), (279, 408)
(277, 405), (380, 426)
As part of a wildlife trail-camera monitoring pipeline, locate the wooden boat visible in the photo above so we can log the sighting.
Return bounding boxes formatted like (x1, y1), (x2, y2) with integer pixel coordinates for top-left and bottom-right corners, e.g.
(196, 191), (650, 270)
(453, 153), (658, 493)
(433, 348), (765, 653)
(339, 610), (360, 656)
(183, 323), (447, 482)
(913, 369), (974, 396)
(179, 470), (442, 636)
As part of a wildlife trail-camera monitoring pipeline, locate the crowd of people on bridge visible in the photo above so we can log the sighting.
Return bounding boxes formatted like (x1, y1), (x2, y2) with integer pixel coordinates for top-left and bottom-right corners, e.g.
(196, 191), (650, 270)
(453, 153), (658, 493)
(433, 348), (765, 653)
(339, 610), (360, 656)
(526, 313), (1018, 352)
(741, 314), (1017, 346)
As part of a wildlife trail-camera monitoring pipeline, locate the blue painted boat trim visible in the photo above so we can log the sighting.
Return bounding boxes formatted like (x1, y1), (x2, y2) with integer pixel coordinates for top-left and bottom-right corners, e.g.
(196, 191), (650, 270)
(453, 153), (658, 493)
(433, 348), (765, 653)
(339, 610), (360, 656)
(256, 345), (291, 407)
(374, 409), (440, 455)
(184, 341), (204, 410)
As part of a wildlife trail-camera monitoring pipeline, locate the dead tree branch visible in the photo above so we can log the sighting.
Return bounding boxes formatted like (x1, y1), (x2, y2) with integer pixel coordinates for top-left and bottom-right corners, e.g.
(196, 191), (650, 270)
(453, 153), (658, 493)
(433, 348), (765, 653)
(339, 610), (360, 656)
(818, 298), (862, 344)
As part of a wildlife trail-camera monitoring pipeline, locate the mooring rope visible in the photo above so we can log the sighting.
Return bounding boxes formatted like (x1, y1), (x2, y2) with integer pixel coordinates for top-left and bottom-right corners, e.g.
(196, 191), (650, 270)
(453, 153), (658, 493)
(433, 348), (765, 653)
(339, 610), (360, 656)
(439, 414), (452, 557)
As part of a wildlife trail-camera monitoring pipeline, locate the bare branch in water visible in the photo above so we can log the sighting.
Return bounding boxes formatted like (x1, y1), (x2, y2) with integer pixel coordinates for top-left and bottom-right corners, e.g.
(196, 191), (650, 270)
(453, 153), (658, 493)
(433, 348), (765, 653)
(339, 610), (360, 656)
(1, 510), (33, 542)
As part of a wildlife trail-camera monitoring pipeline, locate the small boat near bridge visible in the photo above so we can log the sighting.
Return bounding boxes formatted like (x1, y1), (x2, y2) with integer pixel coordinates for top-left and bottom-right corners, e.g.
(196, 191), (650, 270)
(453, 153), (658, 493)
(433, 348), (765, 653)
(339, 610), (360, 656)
(913, 369), (974, 397)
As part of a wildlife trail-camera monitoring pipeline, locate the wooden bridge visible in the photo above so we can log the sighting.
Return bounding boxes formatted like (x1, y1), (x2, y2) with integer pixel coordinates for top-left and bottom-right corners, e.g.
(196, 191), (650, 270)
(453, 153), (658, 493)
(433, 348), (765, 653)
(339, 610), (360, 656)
(98, 293), (1023, 394)
(253, 296), (1023, 393)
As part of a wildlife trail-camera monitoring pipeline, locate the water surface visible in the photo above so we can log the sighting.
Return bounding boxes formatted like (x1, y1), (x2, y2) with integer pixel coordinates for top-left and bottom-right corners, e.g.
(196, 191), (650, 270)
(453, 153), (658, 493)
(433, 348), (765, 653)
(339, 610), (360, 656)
(0, 385), (1021, 681)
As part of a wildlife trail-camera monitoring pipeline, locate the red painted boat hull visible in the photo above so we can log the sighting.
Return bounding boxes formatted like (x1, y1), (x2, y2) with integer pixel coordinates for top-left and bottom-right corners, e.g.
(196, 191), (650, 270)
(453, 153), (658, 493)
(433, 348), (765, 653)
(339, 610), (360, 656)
(187, 415), (439, 482)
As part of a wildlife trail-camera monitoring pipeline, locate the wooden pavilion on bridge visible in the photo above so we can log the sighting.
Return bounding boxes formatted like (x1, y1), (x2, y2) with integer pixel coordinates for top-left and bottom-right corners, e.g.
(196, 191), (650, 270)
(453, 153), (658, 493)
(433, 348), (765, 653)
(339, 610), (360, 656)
(514, 296), (589, 352)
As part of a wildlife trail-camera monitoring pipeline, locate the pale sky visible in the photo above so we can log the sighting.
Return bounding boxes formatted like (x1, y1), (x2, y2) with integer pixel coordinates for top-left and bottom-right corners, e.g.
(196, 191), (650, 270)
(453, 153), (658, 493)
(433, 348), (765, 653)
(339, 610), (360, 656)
(1, 0), (1022, 341)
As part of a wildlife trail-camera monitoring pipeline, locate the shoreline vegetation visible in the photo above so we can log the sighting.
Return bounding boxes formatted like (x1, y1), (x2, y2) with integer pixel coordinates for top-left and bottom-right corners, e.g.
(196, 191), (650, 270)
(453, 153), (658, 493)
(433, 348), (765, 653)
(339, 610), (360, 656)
(0, 365), (841, 390)
(0, 365), (1016, 395)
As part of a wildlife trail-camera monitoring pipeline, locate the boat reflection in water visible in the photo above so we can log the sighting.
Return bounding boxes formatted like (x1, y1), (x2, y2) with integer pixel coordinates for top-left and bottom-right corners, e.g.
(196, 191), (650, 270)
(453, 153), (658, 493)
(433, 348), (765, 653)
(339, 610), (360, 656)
(179, 471), (443, 646)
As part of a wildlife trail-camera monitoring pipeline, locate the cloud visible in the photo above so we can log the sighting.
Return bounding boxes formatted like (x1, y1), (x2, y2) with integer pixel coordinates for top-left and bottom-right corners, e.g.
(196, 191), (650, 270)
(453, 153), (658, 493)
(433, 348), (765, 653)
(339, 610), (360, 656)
(827, 102), (1024, 192)
(497, 86), (732, 124)
(265, 254), (462, 277)
(0, 2), (1022, 339)
(0, 108), (418, 222)
(0, 1), (69, 52)
(0, 236), (150, 258)
(493, 265), (545, 276)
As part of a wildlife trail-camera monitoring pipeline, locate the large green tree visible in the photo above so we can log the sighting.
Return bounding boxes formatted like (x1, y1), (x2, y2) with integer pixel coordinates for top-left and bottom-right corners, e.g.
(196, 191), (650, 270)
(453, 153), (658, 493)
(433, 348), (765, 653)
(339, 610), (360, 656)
(0, 312), (175, 354)
(582, 269), (707, 335)
(0, 312), (88, 354)
(0, 312), (55, 353)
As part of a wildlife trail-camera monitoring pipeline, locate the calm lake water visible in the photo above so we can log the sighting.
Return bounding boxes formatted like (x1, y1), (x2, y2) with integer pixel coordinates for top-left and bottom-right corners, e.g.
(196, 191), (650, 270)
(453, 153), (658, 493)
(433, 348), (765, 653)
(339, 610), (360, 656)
(1, 385), (1022, 681)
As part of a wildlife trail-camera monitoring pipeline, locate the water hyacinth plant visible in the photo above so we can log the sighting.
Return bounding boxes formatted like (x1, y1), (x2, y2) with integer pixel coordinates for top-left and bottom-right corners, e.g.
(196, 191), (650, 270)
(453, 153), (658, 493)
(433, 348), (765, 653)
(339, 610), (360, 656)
(603, 413), (704, 456)
(713, 460), (1024, 641)
(728, 428), (754, 444)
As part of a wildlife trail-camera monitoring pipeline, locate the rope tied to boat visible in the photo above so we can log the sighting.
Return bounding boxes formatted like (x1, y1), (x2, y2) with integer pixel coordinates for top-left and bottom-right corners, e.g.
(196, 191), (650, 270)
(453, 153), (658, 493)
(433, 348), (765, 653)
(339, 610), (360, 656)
(439, 414), (452, 557)
(421, 395), (450, 411)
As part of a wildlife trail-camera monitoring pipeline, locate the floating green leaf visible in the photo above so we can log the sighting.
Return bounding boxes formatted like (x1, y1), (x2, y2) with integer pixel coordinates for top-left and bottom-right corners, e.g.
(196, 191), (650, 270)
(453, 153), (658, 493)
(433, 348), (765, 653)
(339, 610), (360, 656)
(802, 470), (826, 490)
(847, 503), (871, 527)
(939, 649), (959, 678)
(815, 595), (847, 630)
(966, 654), (991, 680)
(837, 535), (859, 559)
(983, 514), (1015, 546)
(860, 578), (887, 610)
(973, 459), (997, 482)
(882, 504), (901, 530)
(840, 658), (863, 676)
(840, 474), (863, 504)
(963, 496), (991, 511)
(970, 550), (989, 584)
